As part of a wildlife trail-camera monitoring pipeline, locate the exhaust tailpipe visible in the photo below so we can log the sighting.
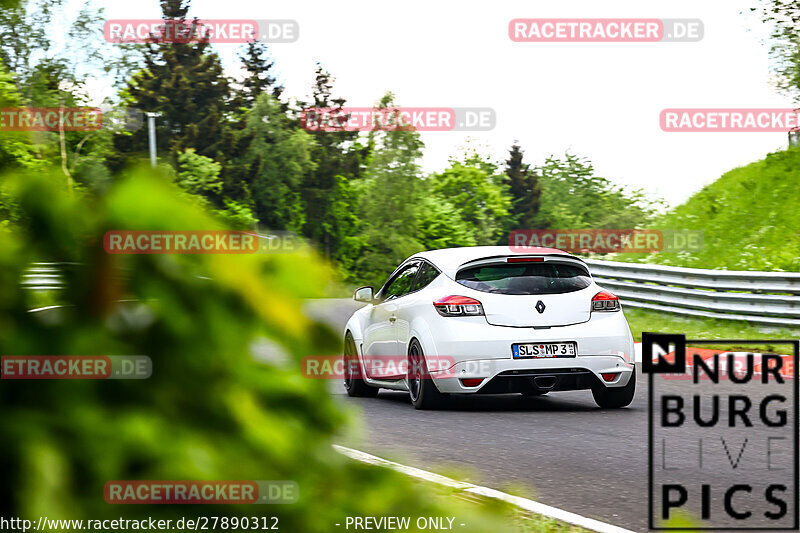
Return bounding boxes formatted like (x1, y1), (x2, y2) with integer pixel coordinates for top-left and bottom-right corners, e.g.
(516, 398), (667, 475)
(532, 375), (558, 390)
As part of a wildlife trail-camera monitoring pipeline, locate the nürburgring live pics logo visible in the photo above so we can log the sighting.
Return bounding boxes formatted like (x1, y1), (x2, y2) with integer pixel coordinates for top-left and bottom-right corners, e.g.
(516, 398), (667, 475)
(645, 333), (799, 530)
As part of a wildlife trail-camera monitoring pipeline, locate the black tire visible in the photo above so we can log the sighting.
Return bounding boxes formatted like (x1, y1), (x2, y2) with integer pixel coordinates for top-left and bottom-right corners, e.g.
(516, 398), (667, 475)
(343, 332), (379, 398)
(592, 372), (636, 408)
(407, 339), (446, 410)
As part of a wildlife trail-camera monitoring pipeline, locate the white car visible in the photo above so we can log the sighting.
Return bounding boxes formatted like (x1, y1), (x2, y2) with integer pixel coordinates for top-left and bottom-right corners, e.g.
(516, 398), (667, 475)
(343, 246), (636, 409)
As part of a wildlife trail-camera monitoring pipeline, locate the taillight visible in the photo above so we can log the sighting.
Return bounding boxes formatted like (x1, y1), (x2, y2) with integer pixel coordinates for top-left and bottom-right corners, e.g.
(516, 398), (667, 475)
(507, 257), (544, 263)
(591, 290), (620, 312)
(461, 378), (484, 387)
(601, 373), (619, 382)
(434, 295), (484, 317)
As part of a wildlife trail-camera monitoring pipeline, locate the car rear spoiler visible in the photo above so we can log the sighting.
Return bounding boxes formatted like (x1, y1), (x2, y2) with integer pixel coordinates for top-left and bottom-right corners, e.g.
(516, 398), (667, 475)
(453, 254), (589, 277)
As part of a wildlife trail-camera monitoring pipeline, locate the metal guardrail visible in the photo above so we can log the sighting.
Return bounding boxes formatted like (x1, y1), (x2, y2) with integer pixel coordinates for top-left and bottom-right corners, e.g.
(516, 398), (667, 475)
(21, 263), (65, 291)
(21, 259), (800, 328)
(585, 258), (800, 327)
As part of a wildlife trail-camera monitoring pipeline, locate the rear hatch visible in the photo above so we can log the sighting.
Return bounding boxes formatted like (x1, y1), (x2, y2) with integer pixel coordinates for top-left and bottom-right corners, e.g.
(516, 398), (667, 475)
(454, 257), (593, 327)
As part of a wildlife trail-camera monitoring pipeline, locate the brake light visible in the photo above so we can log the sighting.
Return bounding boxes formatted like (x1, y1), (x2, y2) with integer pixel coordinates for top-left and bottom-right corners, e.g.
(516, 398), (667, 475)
(434, 295), (484, 317)
(591, 290), (620, 312)
(507, 257), (544, 263)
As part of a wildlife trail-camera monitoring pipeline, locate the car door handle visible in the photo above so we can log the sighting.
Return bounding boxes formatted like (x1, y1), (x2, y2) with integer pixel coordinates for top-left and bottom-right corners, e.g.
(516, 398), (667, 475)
(389, 316), (397, 323)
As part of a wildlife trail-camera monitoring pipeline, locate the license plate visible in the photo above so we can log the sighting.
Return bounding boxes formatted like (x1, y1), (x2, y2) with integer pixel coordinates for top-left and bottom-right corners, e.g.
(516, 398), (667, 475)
(512, 342), (576, 358)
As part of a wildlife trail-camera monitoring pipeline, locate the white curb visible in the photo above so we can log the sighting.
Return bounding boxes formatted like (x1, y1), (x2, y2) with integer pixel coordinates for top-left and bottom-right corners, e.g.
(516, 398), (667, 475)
(333, 444), (637, 533)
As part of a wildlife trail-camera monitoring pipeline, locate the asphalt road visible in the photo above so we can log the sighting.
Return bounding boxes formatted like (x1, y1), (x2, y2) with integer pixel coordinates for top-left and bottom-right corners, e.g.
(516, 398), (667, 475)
(305, 299), (798, 533)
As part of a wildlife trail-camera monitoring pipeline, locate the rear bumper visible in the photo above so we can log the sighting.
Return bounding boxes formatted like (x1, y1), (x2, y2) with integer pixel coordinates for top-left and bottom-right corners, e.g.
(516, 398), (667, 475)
(431, 355), (634, 393)
(424, 310), (634, 363)
(417, 308), (635, 394)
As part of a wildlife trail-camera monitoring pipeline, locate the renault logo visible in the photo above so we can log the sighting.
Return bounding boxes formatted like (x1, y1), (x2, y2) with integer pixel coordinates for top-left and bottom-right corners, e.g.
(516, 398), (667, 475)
(535, 300), (546, 314)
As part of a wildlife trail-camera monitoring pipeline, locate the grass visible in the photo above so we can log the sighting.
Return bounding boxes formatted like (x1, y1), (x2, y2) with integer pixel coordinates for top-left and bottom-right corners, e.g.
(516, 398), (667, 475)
(618, 147), (800, 272)
(625, 306), (799, 354)
(426, 475), (592, 533)
(511, 512), (591, 533)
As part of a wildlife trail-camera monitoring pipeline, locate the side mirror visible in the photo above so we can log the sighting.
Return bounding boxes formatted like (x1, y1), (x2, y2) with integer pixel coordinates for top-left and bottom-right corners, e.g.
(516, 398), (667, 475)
(353, 286), (374, 303)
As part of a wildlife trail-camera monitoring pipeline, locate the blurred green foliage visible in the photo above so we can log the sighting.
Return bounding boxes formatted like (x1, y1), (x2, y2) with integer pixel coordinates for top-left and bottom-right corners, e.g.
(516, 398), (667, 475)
(0, 166), (512, 531)
(658, 510), (702, 531)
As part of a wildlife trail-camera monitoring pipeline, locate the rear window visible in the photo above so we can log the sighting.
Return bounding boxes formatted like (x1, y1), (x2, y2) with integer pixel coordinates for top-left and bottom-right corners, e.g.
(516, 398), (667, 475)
(455, 262), (591, 295)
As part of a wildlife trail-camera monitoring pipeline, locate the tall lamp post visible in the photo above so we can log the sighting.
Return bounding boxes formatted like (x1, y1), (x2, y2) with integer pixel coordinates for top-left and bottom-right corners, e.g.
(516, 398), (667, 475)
(790, 128), (800, 148)
(146, 112), (161, 168)
(790, 108), (800, 148)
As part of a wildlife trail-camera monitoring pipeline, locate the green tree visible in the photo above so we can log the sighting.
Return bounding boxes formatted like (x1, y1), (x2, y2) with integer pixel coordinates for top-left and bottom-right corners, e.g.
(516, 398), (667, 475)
(753, 0), (800, 32)
(0, 0), (67, 102)
(235, 94), (313, 231)
(114, 0), (232, 167)
(0, 61), (40, 171)
(176, 148), (256, 228)
(533, 152), (659, 230)
(429, 155), (512, 245)
(176, 148), (223, 196)
(299, 65), (367, 258)
(338, 93), (424, 287)
(753, 0), (800, 100)
(415, 195), (476, 250)
(504, 143), (541, 230)
(0, 0), (119, 188)
(238, 40), (282, 107)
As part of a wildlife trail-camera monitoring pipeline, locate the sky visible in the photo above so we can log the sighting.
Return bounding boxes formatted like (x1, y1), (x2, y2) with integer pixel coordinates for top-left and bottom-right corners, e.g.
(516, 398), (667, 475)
(89, 0), (794, 207)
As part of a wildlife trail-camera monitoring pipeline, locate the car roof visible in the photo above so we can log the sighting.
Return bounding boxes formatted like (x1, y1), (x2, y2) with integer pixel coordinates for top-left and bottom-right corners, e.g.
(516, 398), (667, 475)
(410, 245), (583, 278)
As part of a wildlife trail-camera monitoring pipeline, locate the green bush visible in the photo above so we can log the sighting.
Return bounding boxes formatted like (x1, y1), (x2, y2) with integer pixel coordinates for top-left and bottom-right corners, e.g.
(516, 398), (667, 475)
(0, 167), (508, 532)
